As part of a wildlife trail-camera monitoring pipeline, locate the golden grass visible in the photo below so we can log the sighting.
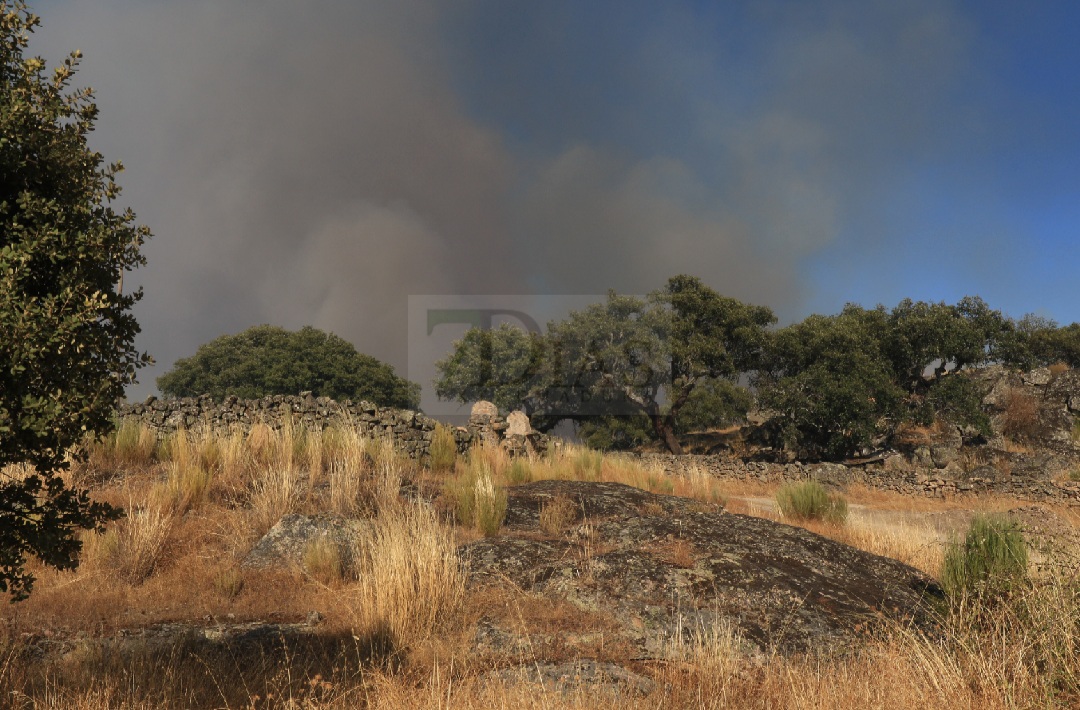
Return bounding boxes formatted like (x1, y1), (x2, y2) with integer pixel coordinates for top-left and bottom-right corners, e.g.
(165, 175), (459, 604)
(83, 502), (175, 585)
(346, 501), (466, 647)
(539, 494), (578, 536)
(303, 535), (348, 586)
(444, 448), (508, 536)
(4, 421), (1080, 708)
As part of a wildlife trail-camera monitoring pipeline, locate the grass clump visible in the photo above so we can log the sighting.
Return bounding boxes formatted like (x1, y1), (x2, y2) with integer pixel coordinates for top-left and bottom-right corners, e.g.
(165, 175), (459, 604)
(539, 494), (578, 535)
(775, 480), (848, 524)
(571, 448), (603, 480)
(942, 514), (1028, 600)
(86, 504), (174, 585)
(351, 502), (465, 646)
(444, 450), (507, 536)
(506, 457), (533, 484)
(212, 567), (245, 600)
(1001, 388), (1042, 442)
(303, 535), (348, 585)
(154, 459), (213, 514)
(83, 419), (159, 477)
(428, 423), (458, 472)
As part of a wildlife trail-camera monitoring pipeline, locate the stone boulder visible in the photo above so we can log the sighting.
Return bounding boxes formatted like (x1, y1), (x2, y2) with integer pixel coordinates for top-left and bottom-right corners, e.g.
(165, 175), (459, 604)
(460, 480), (942, 658)
(505, 410), (533, 437)
(243, 514), (370, 571)
(470, 400), (499, 423)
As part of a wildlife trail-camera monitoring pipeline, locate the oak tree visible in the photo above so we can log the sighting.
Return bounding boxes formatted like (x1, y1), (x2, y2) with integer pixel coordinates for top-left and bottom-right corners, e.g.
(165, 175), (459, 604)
(1, 3), (143, 599)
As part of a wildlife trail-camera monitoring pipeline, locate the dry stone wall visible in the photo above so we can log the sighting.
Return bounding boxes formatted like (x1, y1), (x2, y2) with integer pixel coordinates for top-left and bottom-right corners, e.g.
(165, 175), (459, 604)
(641, 453), (1080, 505)
(117, 394), (545, 461)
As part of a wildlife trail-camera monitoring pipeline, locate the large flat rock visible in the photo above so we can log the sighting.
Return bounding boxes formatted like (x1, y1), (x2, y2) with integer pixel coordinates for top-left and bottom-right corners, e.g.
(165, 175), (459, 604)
(461, 480), (942, 657)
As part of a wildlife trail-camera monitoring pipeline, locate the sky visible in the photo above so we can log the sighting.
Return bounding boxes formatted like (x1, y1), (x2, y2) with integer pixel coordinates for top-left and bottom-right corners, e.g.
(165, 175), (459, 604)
(23, 0), (1080, 402)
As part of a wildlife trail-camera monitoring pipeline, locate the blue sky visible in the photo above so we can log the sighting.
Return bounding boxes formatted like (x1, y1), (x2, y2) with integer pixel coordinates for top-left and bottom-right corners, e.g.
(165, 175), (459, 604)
(25, 0), (1080, 397)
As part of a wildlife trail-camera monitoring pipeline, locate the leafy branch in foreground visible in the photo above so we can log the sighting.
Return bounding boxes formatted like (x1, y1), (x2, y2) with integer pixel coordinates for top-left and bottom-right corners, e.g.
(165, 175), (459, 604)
(1, 2), (144, 599)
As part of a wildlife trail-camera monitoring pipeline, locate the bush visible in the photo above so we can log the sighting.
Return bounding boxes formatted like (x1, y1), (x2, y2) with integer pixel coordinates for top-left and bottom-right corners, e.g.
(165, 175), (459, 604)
(428, 423), (458, 472)
(157, 325), (420, 409)
(775, 481), (848, 524)
(942, 514), (1028, 600)
(925, 375), (991, 436)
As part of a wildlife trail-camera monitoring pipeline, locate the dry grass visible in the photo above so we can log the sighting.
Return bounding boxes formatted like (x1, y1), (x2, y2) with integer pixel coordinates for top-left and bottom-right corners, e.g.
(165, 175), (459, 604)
(4, 421), (1080, 708)
(303, 535), (348, 586)
(1001, 387), (1042, 442)
(444, 448), (508, 536)
(347, 501), (466, 647)
(539, 495), (579, 536)
(83, 502), (175, 585)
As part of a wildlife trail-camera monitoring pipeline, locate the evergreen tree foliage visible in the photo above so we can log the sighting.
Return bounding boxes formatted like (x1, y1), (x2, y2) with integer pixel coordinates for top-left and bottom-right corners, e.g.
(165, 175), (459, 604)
(1, 3), (141, 599)
(158, 325), (421, 409)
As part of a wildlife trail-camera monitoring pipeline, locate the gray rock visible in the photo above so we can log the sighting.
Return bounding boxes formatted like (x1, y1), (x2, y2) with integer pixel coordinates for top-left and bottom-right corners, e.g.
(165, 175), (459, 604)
(931, 426), (962, 469)
(505, 410), (533, 437)
(1023, 368), (1053, 386)
(983, 376), (1015, 409)
(462, 480), (941, 658)
(243, 514), (371, 571)
(470, 400), (499, 421)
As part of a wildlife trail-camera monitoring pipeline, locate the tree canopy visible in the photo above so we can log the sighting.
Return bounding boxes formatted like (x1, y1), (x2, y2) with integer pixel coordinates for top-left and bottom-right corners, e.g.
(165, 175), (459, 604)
(1, 3), (140, 599)
(757, 306), (903, 459)
(157, 325), (421, 409)
(435, 276), (775, 453)
(435, 270), (1080, 459)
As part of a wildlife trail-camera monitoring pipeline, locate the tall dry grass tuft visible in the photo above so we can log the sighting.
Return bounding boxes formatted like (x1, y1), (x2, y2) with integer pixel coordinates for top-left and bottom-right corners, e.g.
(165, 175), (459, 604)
(153, 461), (212, 514)
(505, 457), (533, 484)
(84, 504), (174, 584)
(244, 421), (276, 469)
(570, 447), (603, 481)
(250, 467), (303, 536)
(371, 439), (406, 510)
(428, 423), (458, 472)
(350, 502), (465, 648)
(1001, 387), (1042, 442)
(663, 613), (748, 699)
(539, 494), (578, 536)
(445, 450), (507, 536)
(82, 419), (159, 478)
(304, 535), (348, 586)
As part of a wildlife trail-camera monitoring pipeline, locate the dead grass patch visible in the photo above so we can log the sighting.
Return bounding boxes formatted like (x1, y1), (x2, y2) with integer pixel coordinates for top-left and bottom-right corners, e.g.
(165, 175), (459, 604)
(650, 537), (697, 568)
(346, 501), (465, 647)
(539, 495), (578, 536)
(1001, 387), (1042, 442)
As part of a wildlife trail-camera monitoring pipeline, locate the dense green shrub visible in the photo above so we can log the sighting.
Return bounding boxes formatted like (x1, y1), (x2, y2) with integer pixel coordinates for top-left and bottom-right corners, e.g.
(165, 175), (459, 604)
(942, 514), (1028, 600)
(775, 481), (848, 524)
(158, 325), (420, 409)
(925, 375), (992, 436)
(576, 377), (754, 451)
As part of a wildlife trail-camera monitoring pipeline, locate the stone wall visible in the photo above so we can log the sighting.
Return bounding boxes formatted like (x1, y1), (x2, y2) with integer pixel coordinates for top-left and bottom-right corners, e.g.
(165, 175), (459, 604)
(641, 453), (1080, 505)
(117, 394), (546, 461)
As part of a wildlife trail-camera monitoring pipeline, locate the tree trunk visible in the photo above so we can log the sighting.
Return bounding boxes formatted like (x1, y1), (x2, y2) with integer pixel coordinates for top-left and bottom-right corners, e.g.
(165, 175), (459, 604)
(651, 413), (684, 455)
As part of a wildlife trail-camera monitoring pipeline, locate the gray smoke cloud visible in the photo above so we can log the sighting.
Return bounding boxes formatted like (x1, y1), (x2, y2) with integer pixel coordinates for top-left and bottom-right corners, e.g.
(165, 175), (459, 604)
(26, 0), (980, 399)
